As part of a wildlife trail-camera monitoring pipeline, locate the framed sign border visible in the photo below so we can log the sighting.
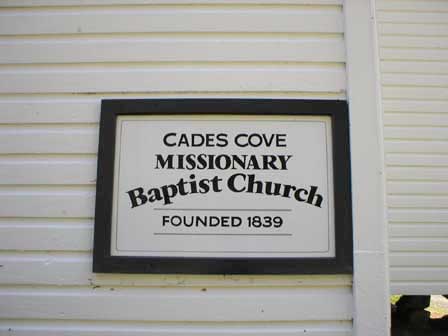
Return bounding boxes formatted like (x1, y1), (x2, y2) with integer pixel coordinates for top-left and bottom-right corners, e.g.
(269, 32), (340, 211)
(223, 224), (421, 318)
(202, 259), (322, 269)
(93, 99), (353, 274)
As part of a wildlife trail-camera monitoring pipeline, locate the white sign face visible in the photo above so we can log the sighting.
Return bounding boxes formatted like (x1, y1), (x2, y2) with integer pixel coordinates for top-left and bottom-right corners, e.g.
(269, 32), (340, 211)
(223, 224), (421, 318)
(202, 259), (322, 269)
(110, 115), (334, 258)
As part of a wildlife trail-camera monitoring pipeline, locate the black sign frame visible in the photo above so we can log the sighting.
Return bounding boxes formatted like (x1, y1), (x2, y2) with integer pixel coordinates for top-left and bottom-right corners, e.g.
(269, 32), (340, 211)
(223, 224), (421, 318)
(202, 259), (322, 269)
(93, 99), (353, 274)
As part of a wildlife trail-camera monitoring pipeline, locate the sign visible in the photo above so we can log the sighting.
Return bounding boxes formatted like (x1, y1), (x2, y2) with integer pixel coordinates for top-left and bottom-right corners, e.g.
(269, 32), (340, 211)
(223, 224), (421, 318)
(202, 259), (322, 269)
(93, 99), (352, 274)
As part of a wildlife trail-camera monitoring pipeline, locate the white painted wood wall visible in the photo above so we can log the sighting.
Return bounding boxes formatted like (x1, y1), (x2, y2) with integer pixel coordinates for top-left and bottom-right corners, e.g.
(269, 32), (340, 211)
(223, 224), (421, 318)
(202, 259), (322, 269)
(376, 0), (448, 295)
(0, 1), (357, 335)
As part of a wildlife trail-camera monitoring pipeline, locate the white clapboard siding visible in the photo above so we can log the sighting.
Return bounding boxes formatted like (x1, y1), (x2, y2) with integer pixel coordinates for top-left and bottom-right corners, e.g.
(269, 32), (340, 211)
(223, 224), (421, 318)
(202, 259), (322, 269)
(387, 282), (448, 296)
(382, 73), (448, 87)
(0, 125), (98, 154)
(0, 188), (95, 218)
(381, 49), (448, 62)
(390, 224), (448, 238)
(0, 222), (93, 251)
(0, 250), (351, 287)
(388, 195), (448, 209)
(390, 238), (448, 252)
(0, 8), (343, 35)
(0, 99), (100, 124)
(384, 126), (448, 141)
(390, 268), (448, 283)
(386, 154), (448, 167)
(381, 61), (448, 74)
(378, 1), (448, 295)
(377, 0), (448, 11)
(0, 0), (343, 6)
(384, 113), (448, 127)
(0, 286), (352, 321)
(0, 66), (345, 94)
(387, 167), (448, 181)
(385, 140), (448, 155)
(382, 87), (448, 100)
(388, 209), (448, 223)
(0, 321), (352, 336)
(0, 37), (345, 64)
(379, 23), (448, 37)
(380, 36), (448, 49)
(0, 157), (97, 184)
(387, 181), (448, 194)
(0, 1), (351, 335)
(391, 253), (448, 267)
(378, 12), (448, 24)
(383, 100), (448, 113)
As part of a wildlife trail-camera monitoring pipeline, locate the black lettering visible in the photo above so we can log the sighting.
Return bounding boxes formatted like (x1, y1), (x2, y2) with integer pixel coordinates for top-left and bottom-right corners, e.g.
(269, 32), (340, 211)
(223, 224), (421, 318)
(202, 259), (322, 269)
(162, 215), (169, 226)
(231, 154), (247, 170)
(205, 133), (214, 147)
(126, 187), (147, 208)
(155, 154), (174, 169)
(210, 175), (223, 192)
(189, 174), (198, 194)
(234, 133), (248, 147)
(262, 155), (278, 170)
(231, 216), (242, 227)
(221, 216), (229, 227)
(278, 155), (293, 170)
(148, 187), (162, 202)
(215, 154), (231, 170)
(184, 154), (196, 170)
(178, 154), (185, 169)
(160, 184), (178, 205)
(265, 181), (282, 196)
(307, 186), (323, 207)
(248, 134), (262, 147)
(184, 216), (193, 227)
(294, 188), (308, 202)
(277, 134), (287, 147)
(246, 174), (263, 194)
(209, 216), (220, 227)
(247, 155), (261, 170)
(171, 216), (182, 226)
(216, 133), (228, 147)
(163, 133), (176, 147)
(262, 133), (275, 147)
(227, 173), (246, 192)
(191, 133), (205, 147)
(178, 134), (189, 147)
(282, 184), (296, 198)
(198, 178), (210, 194)
(196, 153), (208, 169)
(176, 178), (189, 196)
